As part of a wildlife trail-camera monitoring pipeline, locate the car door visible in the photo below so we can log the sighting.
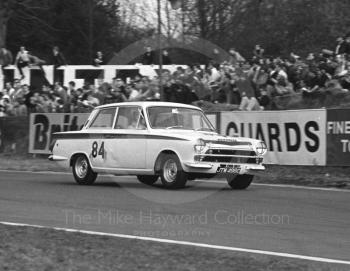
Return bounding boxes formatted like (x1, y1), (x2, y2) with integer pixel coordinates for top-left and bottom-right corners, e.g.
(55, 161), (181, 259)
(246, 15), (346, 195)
(109, 106), (147, 169)
(86, 107), (118, 169)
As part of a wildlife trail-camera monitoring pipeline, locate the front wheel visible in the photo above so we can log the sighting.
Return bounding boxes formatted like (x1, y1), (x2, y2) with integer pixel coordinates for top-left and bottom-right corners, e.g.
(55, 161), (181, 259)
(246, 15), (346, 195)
(226, 174), (254, 190)
(72, 155), (97, 185)
(160, 154), (188, 189)
(137, 175), (159, 186)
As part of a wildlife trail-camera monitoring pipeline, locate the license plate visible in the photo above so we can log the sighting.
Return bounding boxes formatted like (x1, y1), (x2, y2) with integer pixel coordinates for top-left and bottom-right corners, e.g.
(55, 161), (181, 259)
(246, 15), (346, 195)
(216, 164), (242, 174)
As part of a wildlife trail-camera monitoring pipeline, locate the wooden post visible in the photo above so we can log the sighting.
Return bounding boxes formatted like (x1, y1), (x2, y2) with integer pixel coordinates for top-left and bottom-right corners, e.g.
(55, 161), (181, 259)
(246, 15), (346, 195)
(157, 0), (164, 101)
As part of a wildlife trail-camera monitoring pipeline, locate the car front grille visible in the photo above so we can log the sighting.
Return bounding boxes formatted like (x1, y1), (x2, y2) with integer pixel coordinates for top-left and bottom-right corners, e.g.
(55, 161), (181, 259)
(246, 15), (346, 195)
(195, 149), (263, 164)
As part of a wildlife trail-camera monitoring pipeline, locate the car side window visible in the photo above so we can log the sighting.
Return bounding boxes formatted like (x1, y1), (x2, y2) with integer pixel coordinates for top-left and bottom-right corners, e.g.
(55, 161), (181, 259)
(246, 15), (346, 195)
(115, 107), (146, 130)
(89, 108), (116, 129)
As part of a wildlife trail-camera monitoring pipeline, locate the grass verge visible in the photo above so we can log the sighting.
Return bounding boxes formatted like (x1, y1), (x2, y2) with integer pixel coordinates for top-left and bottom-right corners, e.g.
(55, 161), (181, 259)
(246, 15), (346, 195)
(254, 165), (350, 189)
(0, 224), (346, 271)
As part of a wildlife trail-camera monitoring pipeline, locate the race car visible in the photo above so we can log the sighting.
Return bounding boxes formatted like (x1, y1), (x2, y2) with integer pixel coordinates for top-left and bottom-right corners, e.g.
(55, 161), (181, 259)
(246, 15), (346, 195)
(49, 102), (267, 189)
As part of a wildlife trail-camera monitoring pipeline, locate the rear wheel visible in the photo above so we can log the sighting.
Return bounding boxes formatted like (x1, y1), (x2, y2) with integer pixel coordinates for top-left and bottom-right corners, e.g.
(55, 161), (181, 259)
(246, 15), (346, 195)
(226, 174), (254, 190)
(160, 154), (188, 189)
(137, 175), (159, 185)
(72, 155), (97, 185)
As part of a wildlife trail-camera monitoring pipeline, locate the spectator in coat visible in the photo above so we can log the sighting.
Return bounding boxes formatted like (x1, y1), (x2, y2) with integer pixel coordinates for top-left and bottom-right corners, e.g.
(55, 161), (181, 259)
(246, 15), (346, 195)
(162, 50), (172, 65)
(52, 46), (67, 67)
(52, 46), (67, 83)
(93, 51), (105, 66)
(142, 46), (154, 65)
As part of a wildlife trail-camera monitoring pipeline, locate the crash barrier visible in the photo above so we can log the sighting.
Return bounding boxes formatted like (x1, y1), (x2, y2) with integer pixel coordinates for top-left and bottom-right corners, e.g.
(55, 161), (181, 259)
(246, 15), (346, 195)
(25, 108), (350, 166)
(1, 65), (188, 89)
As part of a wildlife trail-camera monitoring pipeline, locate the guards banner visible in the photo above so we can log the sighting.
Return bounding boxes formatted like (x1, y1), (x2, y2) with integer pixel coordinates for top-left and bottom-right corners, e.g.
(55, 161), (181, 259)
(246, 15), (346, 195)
(326, 109), (350, 166)
(29, 113), (89, 154)
(220, 110), (327, 165)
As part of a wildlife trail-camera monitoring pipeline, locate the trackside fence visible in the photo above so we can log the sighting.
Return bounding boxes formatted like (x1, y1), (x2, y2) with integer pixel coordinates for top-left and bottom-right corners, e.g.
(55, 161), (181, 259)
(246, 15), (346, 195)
(1, 109), (349, 166)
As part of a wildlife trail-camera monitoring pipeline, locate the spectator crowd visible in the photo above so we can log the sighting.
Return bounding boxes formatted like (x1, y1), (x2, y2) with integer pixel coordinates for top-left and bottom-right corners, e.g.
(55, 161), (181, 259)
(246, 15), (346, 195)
(1, 34), (350, 117)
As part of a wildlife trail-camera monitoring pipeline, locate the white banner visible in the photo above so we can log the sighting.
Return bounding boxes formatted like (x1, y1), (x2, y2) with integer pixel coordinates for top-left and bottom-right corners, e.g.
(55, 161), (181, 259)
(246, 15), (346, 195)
(29, 113), (89, 154)
(220, 110), (327, 165)
(3, 65), (189, 90)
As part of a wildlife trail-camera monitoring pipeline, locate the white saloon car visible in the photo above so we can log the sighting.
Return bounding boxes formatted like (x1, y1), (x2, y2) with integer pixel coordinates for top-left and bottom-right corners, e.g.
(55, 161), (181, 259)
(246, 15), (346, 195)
(49, 102), (267, 189)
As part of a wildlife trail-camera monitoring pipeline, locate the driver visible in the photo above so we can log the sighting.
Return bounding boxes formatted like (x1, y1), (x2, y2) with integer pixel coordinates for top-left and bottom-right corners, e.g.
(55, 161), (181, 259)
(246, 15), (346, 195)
(128, 110), (146, 129)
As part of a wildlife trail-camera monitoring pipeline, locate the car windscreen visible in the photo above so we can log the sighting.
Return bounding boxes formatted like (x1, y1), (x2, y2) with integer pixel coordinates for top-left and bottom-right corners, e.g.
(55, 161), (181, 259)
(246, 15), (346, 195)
(147, 106), (215, 131)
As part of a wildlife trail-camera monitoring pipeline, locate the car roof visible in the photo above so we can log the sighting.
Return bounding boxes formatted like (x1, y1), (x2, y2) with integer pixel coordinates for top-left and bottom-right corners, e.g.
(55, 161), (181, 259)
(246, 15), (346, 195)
(96, 102), (201, 111)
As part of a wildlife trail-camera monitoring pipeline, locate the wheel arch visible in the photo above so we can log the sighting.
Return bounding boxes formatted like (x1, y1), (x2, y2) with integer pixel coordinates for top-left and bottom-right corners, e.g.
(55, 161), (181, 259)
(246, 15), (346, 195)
(154, 149), (181, 174)
(70, 152), (92, 167)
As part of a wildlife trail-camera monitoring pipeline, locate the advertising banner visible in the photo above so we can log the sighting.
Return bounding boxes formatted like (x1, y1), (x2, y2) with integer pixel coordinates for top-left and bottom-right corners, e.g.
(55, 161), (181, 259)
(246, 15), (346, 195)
(326, 109), (350, 166)
(29, 110), (329, 166)
(29, 113), (89, 154)
(220, 110), (327, 165)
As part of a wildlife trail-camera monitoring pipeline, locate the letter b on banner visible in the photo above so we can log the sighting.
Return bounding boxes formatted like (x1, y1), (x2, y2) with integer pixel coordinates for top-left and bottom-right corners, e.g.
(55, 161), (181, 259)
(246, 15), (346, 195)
(29, 113), (90, 154)
(33, 114), (49, 150)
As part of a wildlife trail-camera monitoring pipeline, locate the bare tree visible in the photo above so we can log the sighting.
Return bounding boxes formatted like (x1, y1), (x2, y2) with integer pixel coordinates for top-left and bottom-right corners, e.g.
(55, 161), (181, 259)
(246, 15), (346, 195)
(118, 0), (182, 42)
(0, 0), (16, 47)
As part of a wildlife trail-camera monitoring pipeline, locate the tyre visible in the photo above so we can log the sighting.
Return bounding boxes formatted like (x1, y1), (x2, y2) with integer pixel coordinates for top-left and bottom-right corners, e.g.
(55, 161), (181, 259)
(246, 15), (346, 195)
(159, 154), (188, 189)
(226, 174), (254, 190)
(137, 175), (159, 185)
(72, 155), (97, 185)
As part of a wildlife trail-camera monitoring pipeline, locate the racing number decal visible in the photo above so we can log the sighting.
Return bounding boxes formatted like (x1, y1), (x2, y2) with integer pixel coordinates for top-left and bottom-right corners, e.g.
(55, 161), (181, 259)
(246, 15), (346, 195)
(98, 142), (105, 158)
(91, 141), (105, 159)
(91, 142), (98, 157)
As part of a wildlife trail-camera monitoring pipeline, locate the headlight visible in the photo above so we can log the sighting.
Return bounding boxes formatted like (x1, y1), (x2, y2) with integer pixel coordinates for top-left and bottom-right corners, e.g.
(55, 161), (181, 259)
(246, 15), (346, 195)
(256, 141), (267, 155)
(194, 138), (206, 154)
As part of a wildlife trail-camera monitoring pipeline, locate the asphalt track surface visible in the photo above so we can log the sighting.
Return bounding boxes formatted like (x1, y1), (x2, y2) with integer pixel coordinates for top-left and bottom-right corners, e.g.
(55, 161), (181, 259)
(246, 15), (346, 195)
(0, 171), (349, 265)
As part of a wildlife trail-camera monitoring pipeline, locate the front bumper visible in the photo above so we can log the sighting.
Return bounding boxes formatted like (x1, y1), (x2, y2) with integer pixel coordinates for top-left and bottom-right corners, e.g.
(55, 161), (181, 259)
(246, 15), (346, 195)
(183, 161), (265, 175)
